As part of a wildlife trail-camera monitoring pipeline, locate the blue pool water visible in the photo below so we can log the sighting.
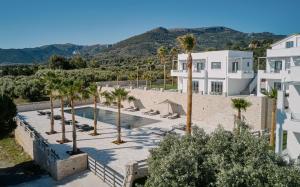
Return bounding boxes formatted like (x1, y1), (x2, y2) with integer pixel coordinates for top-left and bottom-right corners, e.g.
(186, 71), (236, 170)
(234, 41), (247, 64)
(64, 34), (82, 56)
(65, 107), (160, 129)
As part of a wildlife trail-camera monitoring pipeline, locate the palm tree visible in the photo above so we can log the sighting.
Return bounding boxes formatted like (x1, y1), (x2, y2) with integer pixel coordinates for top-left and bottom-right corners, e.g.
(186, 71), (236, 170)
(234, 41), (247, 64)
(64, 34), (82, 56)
(87, 83), (101, 136)
(55, 78), (70, 143)
(177, 34), (196, 135)
(157, 46), (168, 90)
(142, 72), (151, 89)
(136, 65), (139, 88)
(128, 72), (136, 87)
(231, 98), (252, 132)
(263, 88), (278, 147)
(170, 47), (178, 86)
(43, 71), (58, 135)
(102, 88), (135, 144)
(64, 78), (84, 154)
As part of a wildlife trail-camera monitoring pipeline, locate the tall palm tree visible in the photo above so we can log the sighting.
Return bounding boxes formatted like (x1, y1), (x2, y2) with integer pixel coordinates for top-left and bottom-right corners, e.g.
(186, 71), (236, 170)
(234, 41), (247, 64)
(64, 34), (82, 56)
(87, 83), (101, 136)
(43, 71), (58, 135)
(55, 78), (70, 143)
(102, 88), (135, 144)
(177, 34), (196, 135)
(157, 46), (168, 90)
(263, 88), (278, 147)
(231, 98), (251, 132)
(64, 79), (84, 154)
(170, 47), (178, 86)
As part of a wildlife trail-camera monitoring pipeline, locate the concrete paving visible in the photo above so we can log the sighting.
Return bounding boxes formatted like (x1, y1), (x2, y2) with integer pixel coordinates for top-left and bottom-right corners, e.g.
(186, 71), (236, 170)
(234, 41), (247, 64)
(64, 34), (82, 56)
(18, 105), (226, 177)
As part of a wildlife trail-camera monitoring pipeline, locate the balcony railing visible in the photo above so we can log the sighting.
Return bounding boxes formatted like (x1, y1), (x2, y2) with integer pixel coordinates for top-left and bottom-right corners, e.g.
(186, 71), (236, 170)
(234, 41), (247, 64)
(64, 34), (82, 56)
(291, 113), (300, 122)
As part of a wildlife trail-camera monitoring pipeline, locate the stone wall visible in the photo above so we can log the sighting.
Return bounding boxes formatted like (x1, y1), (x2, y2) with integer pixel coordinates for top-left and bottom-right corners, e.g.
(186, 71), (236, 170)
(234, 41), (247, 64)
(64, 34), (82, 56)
(102, 87), (272, 130)
(15, 119), (88, 181)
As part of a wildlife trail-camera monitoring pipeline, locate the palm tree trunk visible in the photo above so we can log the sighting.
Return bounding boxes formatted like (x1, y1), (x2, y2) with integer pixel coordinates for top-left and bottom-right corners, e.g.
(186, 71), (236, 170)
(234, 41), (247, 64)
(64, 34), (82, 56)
(186, 53), (193, 135)
(117, 76), (119, 86)
(117, 100), (121, 143)
(270, 98), (277, 147)
(237, 109), (241, 134)
(93, 96), (98, 135)
(71, 98), (77, 153)
(136, 67), (139, 88)
(49, 95), (55, 134)
(146, 80), (148, 88)
(163, 63), (166, 90)
(61, 97), (66, 142)
(171, 58), (174, 86)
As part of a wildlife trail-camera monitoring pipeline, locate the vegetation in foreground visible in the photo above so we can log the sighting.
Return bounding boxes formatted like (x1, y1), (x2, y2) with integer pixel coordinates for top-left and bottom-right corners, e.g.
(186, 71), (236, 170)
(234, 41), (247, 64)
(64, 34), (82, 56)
(145, 127), (300, 187)
(0, 136), (31, 165)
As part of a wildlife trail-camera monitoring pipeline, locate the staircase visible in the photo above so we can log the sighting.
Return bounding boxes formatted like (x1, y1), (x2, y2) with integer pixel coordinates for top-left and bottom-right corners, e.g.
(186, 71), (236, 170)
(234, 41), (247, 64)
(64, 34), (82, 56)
(240, 74), (257, 95)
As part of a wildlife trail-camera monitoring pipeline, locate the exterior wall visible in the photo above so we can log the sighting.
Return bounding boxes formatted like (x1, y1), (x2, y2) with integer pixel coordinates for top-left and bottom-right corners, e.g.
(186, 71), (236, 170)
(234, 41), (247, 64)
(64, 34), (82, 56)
(175, 50), (253, 96)
(227, 79), (250, 96)
(15, 120), (88, 181)
(289, 84), (300, 113)
(286, 131), (300, 160)
(102, 87), (271, 130)
(272, 35), (300, 49)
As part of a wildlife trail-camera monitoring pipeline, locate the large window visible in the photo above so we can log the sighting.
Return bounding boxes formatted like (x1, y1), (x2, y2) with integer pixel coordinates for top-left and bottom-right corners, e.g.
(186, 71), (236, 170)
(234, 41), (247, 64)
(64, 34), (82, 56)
(192, 81), (199, 92)
(182, 63), (187, 70)
(211, 81), (223, 94)
(274, 82), (282, 91)
(196, 62), (205, 72)
(211, 62), (221, 69)
(286, 41), (294, 48)
(274, 61), (282, 72)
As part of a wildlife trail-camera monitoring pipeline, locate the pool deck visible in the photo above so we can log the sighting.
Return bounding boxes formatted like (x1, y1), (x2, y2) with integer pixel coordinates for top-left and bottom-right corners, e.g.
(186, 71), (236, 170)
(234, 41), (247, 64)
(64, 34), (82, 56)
(18, 104), (225, 176)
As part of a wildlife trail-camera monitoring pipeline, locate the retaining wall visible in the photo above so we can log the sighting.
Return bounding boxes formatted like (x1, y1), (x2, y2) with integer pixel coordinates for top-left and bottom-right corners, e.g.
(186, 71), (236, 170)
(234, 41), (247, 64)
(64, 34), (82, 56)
(102, 87), (272, 130)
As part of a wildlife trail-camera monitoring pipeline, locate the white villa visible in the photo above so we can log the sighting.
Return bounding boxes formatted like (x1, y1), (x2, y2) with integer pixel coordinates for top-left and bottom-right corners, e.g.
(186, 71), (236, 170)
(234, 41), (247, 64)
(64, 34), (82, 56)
(272, 35), (300, 161)
(171, 50), (255, 96)
(257, 34), (300, 96)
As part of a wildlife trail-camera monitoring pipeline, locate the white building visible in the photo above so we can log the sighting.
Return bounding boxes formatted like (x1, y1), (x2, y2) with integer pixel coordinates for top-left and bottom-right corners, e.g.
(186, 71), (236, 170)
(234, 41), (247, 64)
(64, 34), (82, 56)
(257, 34), (300, 96)
(171, 50), (255, 96)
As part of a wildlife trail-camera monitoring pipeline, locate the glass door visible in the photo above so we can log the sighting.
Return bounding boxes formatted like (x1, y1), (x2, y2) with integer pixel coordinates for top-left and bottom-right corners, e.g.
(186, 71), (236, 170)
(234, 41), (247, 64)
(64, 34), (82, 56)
(232, 62), (238, 73)
(192, 81), (199, 93)
(274, 61), (282, 73)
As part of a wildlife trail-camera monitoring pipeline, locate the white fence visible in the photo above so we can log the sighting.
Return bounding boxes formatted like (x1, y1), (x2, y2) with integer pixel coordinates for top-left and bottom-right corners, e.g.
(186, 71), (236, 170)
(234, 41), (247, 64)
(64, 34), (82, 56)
(88, 156), (124, 187)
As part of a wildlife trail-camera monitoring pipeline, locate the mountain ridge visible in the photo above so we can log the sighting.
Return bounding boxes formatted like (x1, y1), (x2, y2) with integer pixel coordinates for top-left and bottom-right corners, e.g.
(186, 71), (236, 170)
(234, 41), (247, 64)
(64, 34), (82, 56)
(0, 26), (286, 64)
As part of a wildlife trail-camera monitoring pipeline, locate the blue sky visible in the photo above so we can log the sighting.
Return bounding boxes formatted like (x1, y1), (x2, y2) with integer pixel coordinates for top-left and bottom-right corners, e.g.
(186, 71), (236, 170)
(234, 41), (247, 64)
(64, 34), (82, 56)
(0, 0), (299, 48)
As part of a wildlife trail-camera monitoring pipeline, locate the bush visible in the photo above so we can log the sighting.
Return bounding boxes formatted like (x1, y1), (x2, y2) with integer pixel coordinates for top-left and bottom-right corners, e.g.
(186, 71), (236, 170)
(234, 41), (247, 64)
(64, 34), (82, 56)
(0, 95), (17, 138)
(145, 127), (300, 187)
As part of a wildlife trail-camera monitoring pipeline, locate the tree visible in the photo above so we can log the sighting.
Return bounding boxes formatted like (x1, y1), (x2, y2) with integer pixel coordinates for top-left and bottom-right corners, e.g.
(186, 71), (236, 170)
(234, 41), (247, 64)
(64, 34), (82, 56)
(70, 55), (87, 69)
(145, 127), (300, 187)
(0, 95), (17, 138)
(49, 55), (71, 70)
(142, 72), (152, 88)
(157, 46), (168, 90)
(64, 78), (84, 154)
(86, 83), (101, 136)
(177, 34), (196, 135)
(128, 72), (136, 87)
(263, 88), (278, 147)
(231, 98), (251, 132)
(170, 47), (178, 86)
(102, 88), (135, 144)
(42, 71), (58, 135)
(55, 77), (70, 143)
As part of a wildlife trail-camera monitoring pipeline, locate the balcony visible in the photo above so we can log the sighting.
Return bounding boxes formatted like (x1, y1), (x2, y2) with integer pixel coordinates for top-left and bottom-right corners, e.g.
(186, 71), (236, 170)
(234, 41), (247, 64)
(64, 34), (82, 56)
(228, 70), (254, 79)
(257, 70), (290, 80)
(267, 47), (300, 57)
(171, 70), (206, 78)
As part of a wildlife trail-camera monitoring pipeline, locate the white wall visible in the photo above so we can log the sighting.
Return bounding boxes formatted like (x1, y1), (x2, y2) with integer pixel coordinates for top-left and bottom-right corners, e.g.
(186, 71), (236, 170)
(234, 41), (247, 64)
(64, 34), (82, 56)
(289, 84), (300, 113)
(227, 79), (251, 95)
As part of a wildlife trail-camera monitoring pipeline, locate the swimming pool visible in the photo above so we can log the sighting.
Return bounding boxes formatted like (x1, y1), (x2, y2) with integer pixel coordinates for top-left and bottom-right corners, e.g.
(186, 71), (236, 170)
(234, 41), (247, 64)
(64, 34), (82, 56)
(65, 107), (160, 129)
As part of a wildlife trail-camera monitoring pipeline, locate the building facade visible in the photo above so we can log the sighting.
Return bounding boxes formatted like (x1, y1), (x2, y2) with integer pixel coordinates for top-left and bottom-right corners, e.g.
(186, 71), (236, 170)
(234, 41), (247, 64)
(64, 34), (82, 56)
(257, 34), (300, 96)
(171, 50), (255, 96)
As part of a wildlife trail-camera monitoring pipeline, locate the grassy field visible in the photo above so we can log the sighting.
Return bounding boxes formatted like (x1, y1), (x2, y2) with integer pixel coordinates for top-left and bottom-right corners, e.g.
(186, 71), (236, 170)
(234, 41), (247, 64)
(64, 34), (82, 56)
(0, 136), (31, 165)
(150, 83), (177, 90)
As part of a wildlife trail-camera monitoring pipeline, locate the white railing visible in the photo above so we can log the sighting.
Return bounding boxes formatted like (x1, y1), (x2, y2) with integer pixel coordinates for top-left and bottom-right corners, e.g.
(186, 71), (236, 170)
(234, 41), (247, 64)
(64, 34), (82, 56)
(249, 74), (257, 94)
(88, 156), (124, 187)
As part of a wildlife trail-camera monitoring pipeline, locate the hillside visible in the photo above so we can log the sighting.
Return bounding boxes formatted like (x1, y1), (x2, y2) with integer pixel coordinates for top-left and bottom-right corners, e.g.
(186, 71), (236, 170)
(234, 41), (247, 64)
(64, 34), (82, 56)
(0, 26), (285, 64)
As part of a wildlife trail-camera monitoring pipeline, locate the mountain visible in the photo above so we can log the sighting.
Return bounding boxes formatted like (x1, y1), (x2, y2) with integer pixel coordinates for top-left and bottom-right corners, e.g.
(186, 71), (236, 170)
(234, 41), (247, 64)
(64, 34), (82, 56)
(0, 44), (109, 64)
(0, 26), (285, 64)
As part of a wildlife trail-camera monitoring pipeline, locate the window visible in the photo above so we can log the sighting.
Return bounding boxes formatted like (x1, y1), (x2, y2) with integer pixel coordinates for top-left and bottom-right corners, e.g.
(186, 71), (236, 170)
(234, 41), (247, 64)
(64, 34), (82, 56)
(211, 62), (221, 69)
(247, 62), (250, 67)
(196, 62), (205, 72)
(274, 82), (282, 91)
(182, 63), (187, 70)
(286, 41), (294, 48)
(192, 81), (199, 92)
(274, 61), (282, 72)
(211, 82), (223, 94)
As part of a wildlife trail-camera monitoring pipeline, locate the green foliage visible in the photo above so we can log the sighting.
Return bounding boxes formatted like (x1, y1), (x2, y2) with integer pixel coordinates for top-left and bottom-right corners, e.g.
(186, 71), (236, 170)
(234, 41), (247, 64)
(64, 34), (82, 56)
(177, 34), (197, 52)
(231, 98), (252, 112)
(0, 95), (17, 138)
(145, 127), (300, 187)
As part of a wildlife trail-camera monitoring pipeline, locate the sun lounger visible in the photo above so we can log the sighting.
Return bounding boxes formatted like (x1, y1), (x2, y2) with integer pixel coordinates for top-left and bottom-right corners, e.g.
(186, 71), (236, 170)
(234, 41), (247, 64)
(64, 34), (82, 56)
(78, 124), (94, 132)
(168, 113), (179, 119)
(143, 109), (153, 115)
(53, 115), (62, 120)
(124, 106), (134, 111)
(37, 111), (46, 115)
(127, 107), (139, 112)
(149, 110), (160, 116)
(160, 113), (171, 118)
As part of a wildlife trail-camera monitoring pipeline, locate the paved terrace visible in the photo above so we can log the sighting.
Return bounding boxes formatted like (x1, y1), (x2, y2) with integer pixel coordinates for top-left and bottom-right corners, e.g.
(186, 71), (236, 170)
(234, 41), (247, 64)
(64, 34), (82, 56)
(18, 105), (226, 176)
